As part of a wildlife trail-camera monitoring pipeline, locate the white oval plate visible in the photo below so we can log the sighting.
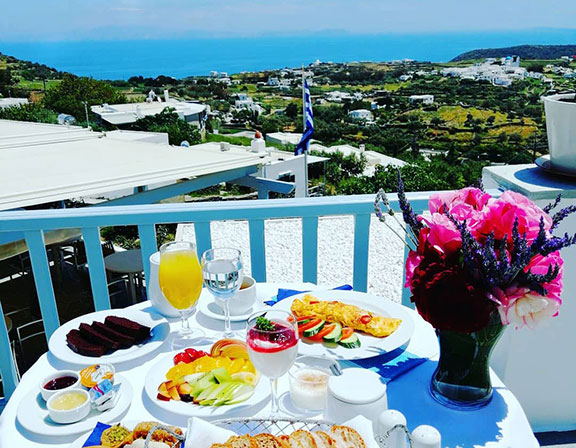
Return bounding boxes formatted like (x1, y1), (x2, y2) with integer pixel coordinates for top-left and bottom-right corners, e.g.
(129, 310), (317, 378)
(48, 308), (170, 366)
(67, 419), (186, 448)
(272, 290), (414, 360)
(144, 351), (270, 418)
(198, 299), (269, 322)
(17, 374), (133, 438)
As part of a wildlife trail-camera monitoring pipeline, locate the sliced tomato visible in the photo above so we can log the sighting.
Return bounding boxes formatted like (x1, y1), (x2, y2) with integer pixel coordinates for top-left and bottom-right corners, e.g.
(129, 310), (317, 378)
(307, 323), (336, 342)
(360, 315), (372, 325)
(297, 315), (318, 326)
(298, 318), (323, 334)
(341, 327), (354, 340)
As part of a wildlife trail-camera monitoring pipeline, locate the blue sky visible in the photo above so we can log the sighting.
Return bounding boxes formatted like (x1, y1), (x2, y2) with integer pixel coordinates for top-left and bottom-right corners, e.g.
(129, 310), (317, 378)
(2, 0), (576, 41)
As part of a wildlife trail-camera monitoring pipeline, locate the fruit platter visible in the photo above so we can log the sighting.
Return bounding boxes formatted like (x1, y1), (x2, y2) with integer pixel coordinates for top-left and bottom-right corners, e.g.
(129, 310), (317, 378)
(145, 339), (269, 417)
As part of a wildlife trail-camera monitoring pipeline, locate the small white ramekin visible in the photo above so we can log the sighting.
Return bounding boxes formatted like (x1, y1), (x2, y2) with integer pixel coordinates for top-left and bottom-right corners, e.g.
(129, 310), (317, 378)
(47, 388), (91, 424)
(39, 370), (81, 402)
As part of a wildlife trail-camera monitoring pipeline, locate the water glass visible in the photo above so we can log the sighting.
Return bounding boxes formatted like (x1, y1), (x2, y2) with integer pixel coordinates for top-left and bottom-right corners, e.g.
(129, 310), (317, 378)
(201, 248), (243, 337)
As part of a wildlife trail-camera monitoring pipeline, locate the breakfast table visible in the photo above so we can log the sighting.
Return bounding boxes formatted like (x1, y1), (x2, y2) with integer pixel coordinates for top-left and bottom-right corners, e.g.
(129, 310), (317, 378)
(0, 282), (539, 448)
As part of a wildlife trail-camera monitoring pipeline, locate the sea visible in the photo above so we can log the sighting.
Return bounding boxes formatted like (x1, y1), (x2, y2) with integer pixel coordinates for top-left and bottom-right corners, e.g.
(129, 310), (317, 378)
(1, 29), (576, 80)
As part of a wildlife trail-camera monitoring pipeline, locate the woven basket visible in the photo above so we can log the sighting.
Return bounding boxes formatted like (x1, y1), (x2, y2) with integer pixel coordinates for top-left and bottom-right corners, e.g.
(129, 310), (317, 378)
(211, 418), (413, 447)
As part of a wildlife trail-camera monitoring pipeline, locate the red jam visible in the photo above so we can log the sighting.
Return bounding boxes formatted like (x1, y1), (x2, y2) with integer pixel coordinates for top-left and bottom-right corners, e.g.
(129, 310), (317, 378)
(43, 375), (77, 391)
(247, 322), (298, 353)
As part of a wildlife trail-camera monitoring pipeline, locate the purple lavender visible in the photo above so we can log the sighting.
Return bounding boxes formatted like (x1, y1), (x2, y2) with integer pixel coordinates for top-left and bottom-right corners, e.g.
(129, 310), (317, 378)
(543, 194), (562, 214)
(551, 205), (576, 230)
(396, 169), (424, 237)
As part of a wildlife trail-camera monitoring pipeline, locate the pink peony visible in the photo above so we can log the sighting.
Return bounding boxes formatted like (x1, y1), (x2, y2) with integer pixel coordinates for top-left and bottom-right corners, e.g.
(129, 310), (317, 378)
(405, 214), (462, 287)
(420, 213), (462, 255)
(404, 249), (423, 288)
(476, 191), (552, 243)
(496, 252), (563, 329)
(429, 187), (491, 222)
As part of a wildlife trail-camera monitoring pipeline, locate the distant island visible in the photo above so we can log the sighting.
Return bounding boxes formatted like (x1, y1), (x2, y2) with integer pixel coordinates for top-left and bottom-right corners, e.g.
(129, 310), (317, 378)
(452, 45), (576, 62)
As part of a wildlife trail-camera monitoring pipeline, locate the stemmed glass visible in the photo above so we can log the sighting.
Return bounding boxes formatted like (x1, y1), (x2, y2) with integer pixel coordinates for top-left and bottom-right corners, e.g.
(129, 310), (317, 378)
(201, 248), (243, 338)
(158, 241), (204, 349)
(246, 309), (299, 418)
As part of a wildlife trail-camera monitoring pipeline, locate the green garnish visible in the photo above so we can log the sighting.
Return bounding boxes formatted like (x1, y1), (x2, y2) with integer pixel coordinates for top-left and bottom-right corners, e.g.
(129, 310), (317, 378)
(256, 316), (275, 331)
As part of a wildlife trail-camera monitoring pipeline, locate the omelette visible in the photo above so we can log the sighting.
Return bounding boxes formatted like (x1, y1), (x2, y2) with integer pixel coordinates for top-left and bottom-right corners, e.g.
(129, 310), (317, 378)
(291, 295), (402, 338)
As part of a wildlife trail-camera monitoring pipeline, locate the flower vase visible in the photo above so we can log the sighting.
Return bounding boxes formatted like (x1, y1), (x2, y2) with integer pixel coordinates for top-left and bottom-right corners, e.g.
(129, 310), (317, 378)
(430, 312), (505, 409)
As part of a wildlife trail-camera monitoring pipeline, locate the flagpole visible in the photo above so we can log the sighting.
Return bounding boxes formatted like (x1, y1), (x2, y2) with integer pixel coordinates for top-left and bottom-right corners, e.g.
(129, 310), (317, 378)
(302, 65), (309, 198)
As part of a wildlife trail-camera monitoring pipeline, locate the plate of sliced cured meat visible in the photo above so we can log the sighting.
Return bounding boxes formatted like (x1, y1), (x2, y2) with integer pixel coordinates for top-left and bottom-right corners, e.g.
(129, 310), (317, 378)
(48, 308), (170, 366)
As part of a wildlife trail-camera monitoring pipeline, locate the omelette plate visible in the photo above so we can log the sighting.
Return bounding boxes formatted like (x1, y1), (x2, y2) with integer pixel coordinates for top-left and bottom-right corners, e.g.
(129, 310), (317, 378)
(271, 290), (414, 360)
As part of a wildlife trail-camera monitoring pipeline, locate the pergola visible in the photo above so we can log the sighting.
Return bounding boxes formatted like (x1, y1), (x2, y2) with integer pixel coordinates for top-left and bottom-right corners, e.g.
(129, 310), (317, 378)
(0, 120), (296, 259)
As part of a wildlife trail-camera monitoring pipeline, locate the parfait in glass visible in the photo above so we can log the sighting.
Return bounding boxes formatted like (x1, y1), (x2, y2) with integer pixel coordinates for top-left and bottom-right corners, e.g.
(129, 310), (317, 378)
(246, 309), (299, 418)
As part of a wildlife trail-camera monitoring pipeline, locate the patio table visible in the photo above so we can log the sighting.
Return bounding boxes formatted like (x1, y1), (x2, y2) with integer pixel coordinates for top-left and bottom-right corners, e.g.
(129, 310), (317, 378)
(104, 249), (144, 303)
(0, 283), (539, 447)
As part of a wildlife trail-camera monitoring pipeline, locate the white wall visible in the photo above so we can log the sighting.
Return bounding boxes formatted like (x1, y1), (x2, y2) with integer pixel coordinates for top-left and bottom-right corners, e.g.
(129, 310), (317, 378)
(484, 168), (576, 432)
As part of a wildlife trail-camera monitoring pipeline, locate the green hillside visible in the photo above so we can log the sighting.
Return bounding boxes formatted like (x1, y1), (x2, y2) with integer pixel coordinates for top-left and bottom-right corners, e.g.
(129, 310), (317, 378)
(452, 45), (576, 62)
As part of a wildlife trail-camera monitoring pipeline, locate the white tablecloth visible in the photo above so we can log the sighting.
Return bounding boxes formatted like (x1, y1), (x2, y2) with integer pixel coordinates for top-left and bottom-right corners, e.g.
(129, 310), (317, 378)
(0, 283), (539, 447)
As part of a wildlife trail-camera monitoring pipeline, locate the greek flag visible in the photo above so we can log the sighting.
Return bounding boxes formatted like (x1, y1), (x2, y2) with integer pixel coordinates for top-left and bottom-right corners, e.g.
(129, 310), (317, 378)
(295, 80), (313, 155)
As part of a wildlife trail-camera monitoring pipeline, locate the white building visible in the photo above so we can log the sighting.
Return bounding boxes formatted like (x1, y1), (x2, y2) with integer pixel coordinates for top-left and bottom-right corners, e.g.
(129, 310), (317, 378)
(233, 95), (263, 115)
(91, 98), (208, 127)
(399, 74), (413, 81)
(409, 95), (435, 105)
(90, 95), (209, 127)
(325, 91), (353, 103)
(0, 98), (29, 109)
(493, 76), (512, 87)
(309, 143), (406, 176)
(267, 77), (280, 86)
(441, 58), (527, 88)
(265, 132), (303, 146)
(348, 109), (373, 122)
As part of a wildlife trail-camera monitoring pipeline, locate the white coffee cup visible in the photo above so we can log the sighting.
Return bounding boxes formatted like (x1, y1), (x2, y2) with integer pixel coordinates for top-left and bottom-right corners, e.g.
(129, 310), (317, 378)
(215, 275), (257, 315)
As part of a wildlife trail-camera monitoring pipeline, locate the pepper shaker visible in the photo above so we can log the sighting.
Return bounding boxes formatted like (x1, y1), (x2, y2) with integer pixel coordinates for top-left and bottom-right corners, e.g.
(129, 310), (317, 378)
(411, 425), (441, 448)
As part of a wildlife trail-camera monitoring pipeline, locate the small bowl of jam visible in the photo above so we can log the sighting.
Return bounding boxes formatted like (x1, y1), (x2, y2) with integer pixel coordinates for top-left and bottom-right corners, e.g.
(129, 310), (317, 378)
(40, 370), (81, 402)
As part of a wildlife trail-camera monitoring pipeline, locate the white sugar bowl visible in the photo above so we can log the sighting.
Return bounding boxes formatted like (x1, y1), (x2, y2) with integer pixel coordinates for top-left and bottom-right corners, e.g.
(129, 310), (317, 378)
(325, 368), (388, 428)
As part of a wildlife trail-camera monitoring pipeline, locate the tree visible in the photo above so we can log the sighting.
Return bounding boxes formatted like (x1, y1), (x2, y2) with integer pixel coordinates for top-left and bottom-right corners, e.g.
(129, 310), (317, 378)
(0, 103), (57, 123)
(129, 108), (201, 146)
(430, 116), (444, 127)
(285, 102), (299, 119)
(0, 68), (13, 96)
(260, 115), (283, 135)
(43, 74), (127, 119)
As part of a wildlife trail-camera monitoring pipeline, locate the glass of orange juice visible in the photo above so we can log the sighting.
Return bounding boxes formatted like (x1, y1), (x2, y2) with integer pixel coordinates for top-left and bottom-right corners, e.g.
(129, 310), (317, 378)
(159, 241), (204, 348)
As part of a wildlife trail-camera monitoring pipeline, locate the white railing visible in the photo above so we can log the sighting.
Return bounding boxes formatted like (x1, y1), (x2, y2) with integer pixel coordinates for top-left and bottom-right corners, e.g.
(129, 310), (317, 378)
(0, 192), (434, 400)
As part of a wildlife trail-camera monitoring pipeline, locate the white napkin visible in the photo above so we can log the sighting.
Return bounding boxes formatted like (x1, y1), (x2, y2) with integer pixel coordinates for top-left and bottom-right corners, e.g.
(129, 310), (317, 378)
(186, 417), (237, 448)
(342, 415), (379, 448)
(187, 415), (377, 448)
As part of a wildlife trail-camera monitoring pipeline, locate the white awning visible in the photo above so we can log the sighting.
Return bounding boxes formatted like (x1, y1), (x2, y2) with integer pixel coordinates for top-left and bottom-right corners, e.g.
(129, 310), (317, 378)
(0, 121), (264, 210)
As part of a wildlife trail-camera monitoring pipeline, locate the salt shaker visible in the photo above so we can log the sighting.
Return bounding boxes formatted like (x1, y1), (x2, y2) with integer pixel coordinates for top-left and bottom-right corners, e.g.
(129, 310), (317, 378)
(411, 425), (441, 448)
(376, 409), (407, 448)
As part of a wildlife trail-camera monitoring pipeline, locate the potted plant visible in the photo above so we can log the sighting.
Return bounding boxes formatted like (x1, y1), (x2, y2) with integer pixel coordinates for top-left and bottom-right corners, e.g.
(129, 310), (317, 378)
(543, 93), (576, 174)
(375, 173), (576, 409)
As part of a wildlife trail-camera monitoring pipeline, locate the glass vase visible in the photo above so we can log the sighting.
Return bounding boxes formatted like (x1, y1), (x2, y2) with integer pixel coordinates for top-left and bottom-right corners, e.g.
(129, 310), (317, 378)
(430, 312), (505, 410)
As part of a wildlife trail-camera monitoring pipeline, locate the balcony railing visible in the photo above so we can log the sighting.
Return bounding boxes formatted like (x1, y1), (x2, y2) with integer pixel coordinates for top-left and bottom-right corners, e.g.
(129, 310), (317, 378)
(0, 192), (436, 399)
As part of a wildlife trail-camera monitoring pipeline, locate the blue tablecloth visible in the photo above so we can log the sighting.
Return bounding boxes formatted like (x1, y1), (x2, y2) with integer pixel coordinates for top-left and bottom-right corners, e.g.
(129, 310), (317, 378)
(386, 360), (509, 448)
